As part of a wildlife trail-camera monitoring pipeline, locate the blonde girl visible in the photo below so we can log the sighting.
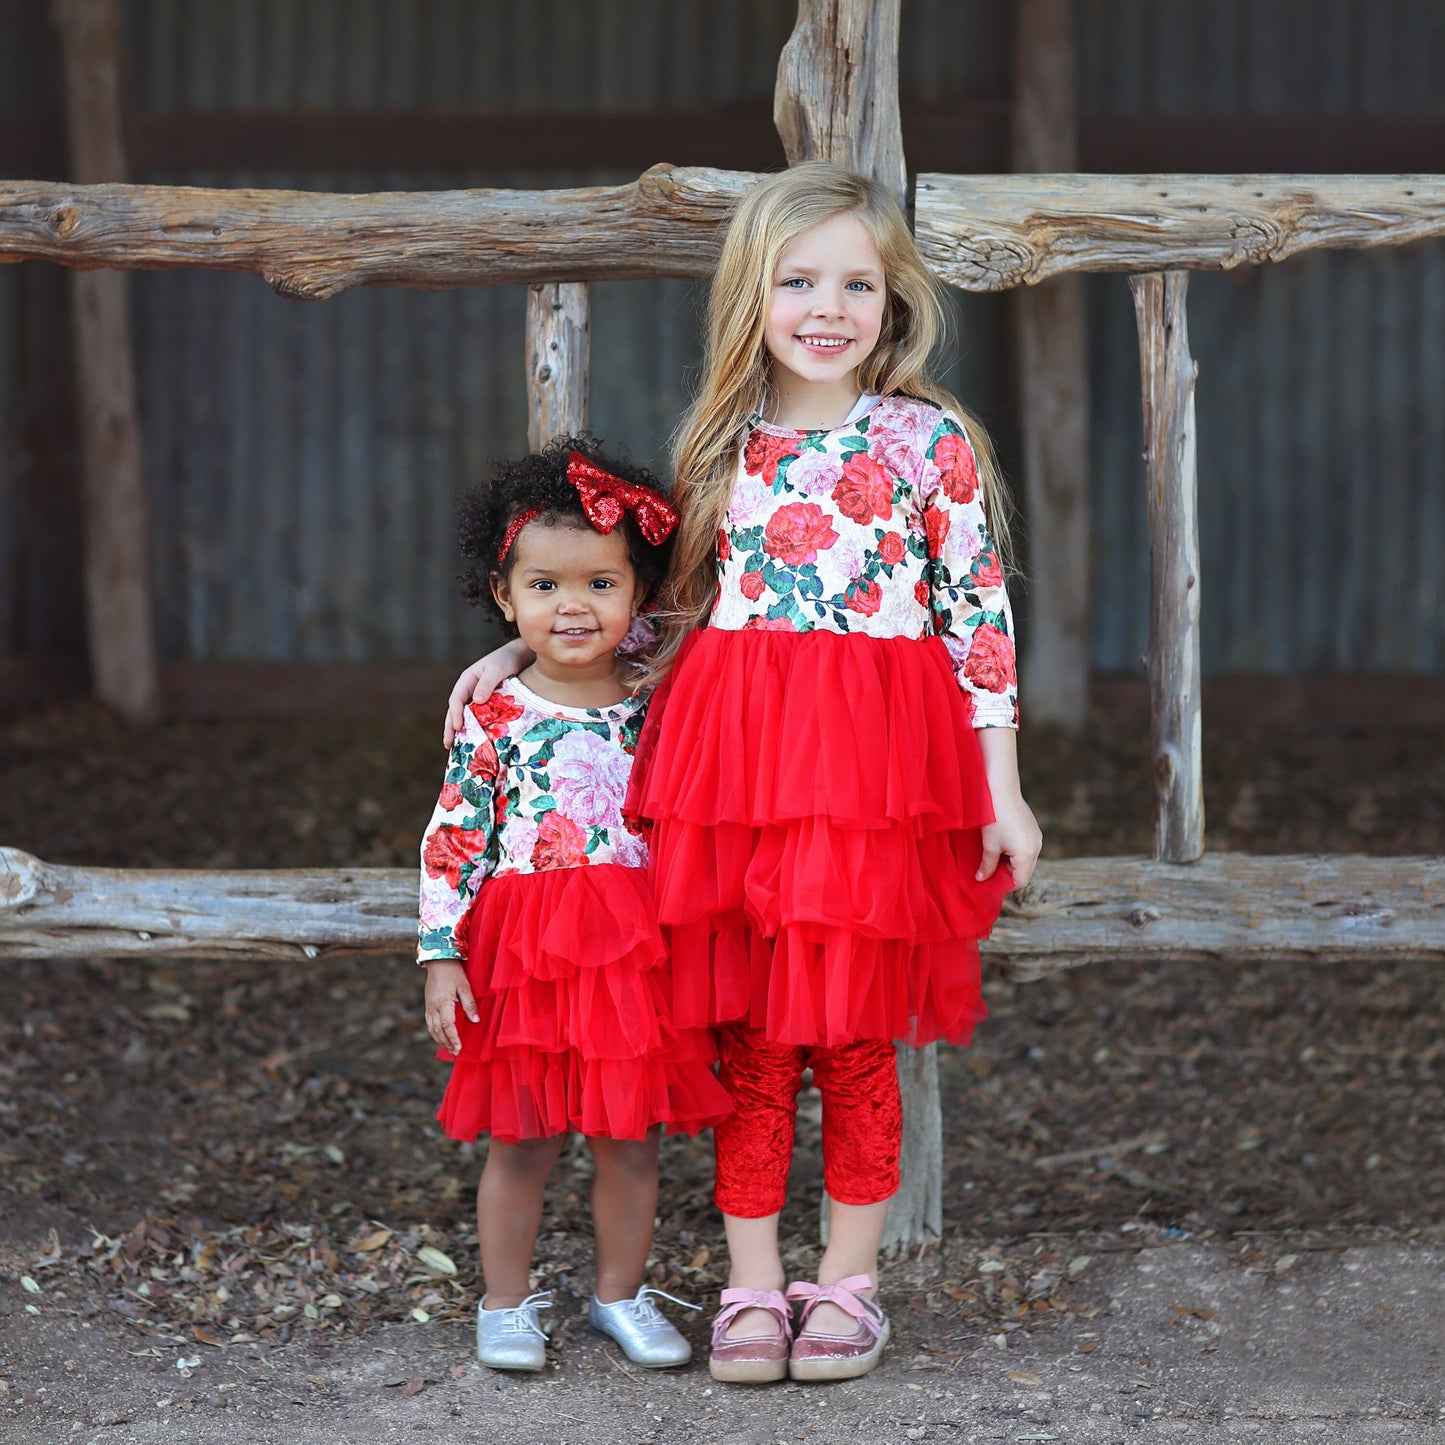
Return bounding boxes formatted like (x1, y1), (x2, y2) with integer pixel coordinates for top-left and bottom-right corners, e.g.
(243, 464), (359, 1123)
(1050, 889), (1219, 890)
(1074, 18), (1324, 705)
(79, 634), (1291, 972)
(445, 163), (1041, 1383)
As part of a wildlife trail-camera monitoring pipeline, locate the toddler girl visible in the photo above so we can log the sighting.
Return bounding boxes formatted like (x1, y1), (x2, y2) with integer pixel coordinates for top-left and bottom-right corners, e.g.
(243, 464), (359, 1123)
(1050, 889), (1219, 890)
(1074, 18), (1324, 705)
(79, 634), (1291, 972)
(419, 438), (731, 1371)
(445, 164), (1043, 1383)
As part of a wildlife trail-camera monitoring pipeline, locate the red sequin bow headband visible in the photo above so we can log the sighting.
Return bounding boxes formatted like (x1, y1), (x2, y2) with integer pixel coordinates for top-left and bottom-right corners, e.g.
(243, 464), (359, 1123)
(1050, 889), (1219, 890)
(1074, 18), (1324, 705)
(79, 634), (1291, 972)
(496, 451), (680, 564)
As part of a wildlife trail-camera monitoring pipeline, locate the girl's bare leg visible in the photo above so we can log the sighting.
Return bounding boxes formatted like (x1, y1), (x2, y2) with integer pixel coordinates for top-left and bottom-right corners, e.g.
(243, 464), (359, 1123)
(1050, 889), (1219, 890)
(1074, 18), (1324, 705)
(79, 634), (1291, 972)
(476, 1135), (568, 1306)
(805, 1197), (890, 1335)
(588, 1130), (661, 1303)
(722, 1212), (787, 1338)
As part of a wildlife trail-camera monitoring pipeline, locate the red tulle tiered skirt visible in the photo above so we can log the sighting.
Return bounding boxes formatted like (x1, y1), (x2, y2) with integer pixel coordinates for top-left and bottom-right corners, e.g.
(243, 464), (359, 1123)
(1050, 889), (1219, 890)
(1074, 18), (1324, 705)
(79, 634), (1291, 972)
(627, 627), (1014, 1049)
(436, 862), (733, 1143)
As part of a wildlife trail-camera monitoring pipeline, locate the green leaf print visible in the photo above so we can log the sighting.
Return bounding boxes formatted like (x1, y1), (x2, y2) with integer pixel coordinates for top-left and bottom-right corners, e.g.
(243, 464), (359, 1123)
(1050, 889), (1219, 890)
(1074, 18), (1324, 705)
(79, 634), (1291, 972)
(520, 717), (573, 745)
(418, 925), (458, 957)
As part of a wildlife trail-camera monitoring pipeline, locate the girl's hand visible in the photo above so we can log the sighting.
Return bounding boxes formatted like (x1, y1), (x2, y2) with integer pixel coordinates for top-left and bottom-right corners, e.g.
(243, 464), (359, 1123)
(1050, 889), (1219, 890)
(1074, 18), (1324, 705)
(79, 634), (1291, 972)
(974, 727), (1043, 889)
(978, 789), (1043, 889)
(443, 638), (535, 748)
(422, 960), (479, 1053)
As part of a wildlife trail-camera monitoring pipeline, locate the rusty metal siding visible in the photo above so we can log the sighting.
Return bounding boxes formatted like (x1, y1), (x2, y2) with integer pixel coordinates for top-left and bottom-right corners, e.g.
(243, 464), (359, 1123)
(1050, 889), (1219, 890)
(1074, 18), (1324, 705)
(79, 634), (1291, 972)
(3, 0), (1443, 677)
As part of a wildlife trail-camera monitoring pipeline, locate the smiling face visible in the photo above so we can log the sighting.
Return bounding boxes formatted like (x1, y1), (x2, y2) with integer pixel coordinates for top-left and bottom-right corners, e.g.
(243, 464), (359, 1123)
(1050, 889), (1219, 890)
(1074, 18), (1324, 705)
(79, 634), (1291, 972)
(491, 517), (642, 682)
(762, 211), (887, 418)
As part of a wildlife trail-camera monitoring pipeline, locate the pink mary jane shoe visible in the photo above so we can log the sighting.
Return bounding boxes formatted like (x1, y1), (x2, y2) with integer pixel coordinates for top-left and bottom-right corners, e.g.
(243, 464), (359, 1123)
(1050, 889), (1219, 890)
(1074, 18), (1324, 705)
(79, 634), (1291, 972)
(785, 1274), (890, 1382)
(708, 1287), (794, 1384)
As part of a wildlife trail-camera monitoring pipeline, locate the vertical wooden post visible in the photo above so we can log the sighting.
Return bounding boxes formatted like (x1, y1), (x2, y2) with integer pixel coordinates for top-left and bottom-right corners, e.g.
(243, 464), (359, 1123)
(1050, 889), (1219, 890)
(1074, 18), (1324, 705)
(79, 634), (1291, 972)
(525, 283), (590, 449)
(54, 0), (160, 723)
(1129, 272), (1204, 863)
(775, 0), (937, 1250)
(1012, 0), (1090, 729)
(774, 0), (905, 203)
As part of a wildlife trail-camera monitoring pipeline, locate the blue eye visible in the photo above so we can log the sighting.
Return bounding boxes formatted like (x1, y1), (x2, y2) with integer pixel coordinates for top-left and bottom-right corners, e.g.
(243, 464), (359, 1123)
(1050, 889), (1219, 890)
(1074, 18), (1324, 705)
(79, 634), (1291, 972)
(782, 277), (809, 289)
(847, 280), (874, 292)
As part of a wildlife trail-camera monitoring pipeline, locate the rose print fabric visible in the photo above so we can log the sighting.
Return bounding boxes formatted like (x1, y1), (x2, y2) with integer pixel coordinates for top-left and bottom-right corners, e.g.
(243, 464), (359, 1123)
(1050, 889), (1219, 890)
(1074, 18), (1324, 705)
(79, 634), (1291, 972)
(712, 396), (1018, 728)
(417, 678), (648, 963)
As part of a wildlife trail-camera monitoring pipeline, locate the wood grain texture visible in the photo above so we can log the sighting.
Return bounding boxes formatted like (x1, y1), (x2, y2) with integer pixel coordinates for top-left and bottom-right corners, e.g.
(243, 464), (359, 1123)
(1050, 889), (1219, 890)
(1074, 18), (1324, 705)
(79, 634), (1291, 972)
(774, 0), (905, 204)
(1131, 272), (1204, 862)
(6, 851), (1440, 967)
(56, 0), (160, 723)
(1012, 0), (1090, 727)
(6, 173), (1444, 295)
(525, 283), (589, 451)
(0, 166), (757, 297)
(994, 854), (1445, 981)
(915, 174), (1445, 291)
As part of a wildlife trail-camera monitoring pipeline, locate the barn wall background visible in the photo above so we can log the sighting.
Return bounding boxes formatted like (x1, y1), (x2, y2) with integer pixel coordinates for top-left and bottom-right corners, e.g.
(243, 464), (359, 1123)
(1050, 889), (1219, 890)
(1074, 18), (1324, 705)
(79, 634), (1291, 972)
(1, 0), (1441, 677)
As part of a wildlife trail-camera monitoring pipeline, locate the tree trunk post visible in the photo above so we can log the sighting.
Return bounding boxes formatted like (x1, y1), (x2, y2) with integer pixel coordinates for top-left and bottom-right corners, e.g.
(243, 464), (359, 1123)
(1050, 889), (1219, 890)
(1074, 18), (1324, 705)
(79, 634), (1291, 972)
(774, 0), (905, 204)
(773, 0), (935, 1251)
(1129, 271), (1204, 863)
(1012, 0), (1090, 729)
(525, 283), (590, 450)
(54, 0), (160, 723)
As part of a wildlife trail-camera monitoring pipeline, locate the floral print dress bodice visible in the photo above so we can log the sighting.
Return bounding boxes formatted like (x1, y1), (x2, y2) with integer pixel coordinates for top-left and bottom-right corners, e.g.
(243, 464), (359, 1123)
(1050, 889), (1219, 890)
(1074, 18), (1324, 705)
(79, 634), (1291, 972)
(417, 679), (648, 963)
(711, 396), (1018, 728)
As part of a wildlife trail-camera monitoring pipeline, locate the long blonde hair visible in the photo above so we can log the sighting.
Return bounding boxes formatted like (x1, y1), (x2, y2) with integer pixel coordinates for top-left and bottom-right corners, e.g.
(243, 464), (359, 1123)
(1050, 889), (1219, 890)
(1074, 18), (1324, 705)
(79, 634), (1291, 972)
(651, 161), (1012, 678)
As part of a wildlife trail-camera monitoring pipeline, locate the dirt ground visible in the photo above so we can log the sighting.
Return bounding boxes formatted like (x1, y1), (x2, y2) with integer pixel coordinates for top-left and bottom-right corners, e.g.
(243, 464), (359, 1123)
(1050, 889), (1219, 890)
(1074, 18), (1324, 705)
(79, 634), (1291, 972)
(1, 703), (1442, 1443)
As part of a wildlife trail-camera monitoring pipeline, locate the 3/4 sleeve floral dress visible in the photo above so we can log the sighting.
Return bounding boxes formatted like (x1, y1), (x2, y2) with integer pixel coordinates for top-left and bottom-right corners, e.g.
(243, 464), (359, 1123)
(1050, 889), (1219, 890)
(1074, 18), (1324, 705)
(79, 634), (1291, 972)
(627, 396), (1019, 1051)
(418, 678), (731, 1143)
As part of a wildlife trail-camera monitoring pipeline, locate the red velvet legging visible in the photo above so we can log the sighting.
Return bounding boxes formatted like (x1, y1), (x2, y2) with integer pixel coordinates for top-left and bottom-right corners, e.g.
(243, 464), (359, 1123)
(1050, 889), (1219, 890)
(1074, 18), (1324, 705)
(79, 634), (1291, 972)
(712, 1024), (902, 1218)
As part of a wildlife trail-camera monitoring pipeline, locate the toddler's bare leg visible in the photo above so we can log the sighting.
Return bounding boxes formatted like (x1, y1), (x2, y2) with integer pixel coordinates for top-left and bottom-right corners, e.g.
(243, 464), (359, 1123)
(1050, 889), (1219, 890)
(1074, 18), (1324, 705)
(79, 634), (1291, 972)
(477, 1134), (568, 1307)
(587, 1130), (661, 1303)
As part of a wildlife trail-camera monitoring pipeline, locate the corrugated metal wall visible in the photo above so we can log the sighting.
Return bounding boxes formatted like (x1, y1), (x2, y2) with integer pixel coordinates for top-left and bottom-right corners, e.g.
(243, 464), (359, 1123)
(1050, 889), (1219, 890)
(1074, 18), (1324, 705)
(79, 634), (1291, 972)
(1080, 0), (1445, 674)
(3, 0), (1442, 675)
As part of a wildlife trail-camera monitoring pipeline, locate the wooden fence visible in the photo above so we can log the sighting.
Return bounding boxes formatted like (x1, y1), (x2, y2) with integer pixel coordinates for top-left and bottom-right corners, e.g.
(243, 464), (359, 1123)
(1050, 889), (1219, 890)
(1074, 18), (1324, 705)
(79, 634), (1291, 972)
(3, 0), (1443, 1246)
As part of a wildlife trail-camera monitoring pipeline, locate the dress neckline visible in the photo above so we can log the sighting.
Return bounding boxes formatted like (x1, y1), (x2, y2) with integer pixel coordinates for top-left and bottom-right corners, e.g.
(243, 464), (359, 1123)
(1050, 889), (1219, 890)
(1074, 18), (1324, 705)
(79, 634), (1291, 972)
(749, 393), (882, 438)
(503, 675), (639, 721)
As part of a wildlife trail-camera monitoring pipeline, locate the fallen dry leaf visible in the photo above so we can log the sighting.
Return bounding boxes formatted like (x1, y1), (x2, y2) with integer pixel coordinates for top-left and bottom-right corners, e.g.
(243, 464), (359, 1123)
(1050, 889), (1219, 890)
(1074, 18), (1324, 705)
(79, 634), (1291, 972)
(353, 1229), (393, 1253)
(402, 1376), (425, 1398)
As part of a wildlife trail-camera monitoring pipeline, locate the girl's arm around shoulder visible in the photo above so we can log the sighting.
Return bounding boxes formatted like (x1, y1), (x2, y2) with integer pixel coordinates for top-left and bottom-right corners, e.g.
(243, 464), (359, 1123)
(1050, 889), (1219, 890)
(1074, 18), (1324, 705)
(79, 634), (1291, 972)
(918, 410), (1019, 731)
(443, 636), (534, 749)
(975, 726), (1042, 889)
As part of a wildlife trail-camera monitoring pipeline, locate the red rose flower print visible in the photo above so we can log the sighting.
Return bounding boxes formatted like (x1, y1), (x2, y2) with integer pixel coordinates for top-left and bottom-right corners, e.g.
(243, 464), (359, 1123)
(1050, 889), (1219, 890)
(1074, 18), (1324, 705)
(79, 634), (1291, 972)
(438, 781), (464, 811)
(739, 570), (766, 601)
(530, 810), (588, 870)
(743, 429), (797, 484)
(933, 430), (978, 505)
(831, 452), (894, 525)
(467, 736), (499, 781)
(470, 691), (525, 739)
(914, 578), (930, 608)
(423, 826), (491, 890)
(971, 550), (1003, 589)
(742, 616), (798, 632)
(846, 578), (883, 617)
(923, 503), (951, 559)
(963, 623), (1017, 694)
(877, 530), (906, 566)
(763, 502), (838, 565)
(717, 529), (731, 563)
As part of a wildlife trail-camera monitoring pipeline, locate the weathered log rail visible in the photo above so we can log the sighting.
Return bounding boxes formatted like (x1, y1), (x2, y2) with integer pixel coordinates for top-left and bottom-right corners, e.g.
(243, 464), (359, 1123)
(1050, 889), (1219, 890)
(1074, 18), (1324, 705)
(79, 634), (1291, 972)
(5, 848), (1441, 975)
(4, 172), (1444, 297)
(0, 167), (753, 298)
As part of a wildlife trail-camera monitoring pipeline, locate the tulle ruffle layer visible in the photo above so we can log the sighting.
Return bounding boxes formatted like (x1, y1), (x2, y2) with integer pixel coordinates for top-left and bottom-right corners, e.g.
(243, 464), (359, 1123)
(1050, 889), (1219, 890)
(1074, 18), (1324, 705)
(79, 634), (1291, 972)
(435, 864), (732, 1143)
(627, 627), (1014, 1048)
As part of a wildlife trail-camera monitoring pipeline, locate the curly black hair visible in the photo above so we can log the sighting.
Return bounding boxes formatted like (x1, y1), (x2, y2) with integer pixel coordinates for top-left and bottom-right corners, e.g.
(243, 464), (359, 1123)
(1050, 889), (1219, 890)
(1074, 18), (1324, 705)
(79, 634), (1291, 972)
(457, 433), (675, 628)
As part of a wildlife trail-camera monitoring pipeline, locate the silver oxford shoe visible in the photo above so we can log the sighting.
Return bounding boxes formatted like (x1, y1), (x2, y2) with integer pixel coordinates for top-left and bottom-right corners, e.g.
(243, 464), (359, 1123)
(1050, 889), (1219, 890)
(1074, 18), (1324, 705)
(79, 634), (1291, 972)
(588, 1286), (698, 1367)
(476, 1291), (552, 1371)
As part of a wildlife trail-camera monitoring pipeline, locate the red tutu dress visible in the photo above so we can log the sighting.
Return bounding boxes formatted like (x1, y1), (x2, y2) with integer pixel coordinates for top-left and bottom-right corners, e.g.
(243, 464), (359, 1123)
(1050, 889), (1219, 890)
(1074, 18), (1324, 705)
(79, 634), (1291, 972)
(418, 678), (732, 1143)
(628, 396), (1020, 1050)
